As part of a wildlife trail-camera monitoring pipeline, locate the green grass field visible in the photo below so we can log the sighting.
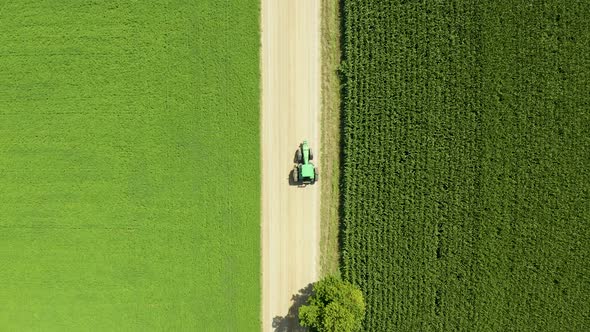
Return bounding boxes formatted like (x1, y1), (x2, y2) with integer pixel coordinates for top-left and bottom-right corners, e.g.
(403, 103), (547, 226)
(341, 1), (589, 330)
(0, 1), (260, 330)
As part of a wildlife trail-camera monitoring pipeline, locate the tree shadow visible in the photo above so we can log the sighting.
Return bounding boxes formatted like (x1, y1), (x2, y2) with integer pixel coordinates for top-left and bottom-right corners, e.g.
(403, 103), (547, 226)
(272, 283), (314, 332)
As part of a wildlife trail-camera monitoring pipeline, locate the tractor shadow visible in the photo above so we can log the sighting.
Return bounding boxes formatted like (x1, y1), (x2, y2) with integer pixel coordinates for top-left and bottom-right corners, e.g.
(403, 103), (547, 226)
(293, 149), (301, 163)
(272, 283), (314, 332)
(289, 147), (304, 187)
(288, 169), (309, 188)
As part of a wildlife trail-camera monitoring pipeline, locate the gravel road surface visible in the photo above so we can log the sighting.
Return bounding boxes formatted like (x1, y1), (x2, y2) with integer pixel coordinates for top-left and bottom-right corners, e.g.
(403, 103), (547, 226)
(261, 1), (321, 330)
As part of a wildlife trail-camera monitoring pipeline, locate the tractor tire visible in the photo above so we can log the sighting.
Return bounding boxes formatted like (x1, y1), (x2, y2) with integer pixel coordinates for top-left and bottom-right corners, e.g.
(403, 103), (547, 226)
(309, 149), (313, 160)
(293, 167), (299, 183)
(296, 149), (302, 163)
(314, 169), (319, 182)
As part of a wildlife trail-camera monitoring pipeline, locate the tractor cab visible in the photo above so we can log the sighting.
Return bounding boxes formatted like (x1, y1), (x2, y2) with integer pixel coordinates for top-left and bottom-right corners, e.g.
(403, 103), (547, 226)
(298, 163), (316, 184)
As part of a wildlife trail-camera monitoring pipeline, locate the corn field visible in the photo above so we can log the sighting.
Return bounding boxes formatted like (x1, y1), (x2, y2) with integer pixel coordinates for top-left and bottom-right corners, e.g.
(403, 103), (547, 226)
(340, 1), (590, 330)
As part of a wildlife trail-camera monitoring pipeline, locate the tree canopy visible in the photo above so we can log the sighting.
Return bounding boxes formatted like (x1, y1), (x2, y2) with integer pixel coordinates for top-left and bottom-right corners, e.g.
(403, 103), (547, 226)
(298, 276), (365, 332)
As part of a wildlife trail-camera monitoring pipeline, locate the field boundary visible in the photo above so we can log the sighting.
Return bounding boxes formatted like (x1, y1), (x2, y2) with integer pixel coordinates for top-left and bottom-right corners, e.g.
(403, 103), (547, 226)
(319, 0), (342, 276)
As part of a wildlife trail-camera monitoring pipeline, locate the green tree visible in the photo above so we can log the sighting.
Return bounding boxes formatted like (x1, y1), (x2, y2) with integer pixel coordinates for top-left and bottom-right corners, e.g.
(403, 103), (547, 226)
(299, 276), (365, 332)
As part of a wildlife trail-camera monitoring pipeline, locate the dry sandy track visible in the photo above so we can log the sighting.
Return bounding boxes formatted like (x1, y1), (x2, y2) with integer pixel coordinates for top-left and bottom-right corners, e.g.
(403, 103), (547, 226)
(261, 0), (321, 331)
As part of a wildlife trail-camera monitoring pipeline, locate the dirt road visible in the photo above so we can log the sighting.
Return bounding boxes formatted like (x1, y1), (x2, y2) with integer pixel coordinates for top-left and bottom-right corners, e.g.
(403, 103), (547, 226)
(261, 0), (321, 331)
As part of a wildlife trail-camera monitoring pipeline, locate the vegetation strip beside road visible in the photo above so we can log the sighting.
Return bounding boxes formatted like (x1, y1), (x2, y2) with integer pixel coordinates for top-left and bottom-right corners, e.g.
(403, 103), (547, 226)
(320, 0), (343, 277)
(0, 2), (260, 330)
(340, 1), (589, 331)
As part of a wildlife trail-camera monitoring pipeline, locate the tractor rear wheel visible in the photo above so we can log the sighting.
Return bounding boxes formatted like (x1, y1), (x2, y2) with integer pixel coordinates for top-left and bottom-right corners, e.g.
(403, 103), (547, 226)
(293, 166), (299, 183)
(309, 149), (313, 160)
(315, 169), (319, 182)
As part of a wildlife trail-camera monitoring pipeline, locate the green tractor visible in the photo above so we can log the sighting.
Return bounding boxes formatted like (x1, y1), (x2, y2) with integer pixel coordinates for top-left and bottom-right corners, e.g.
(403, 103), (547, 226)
(292, 140), (318, 185)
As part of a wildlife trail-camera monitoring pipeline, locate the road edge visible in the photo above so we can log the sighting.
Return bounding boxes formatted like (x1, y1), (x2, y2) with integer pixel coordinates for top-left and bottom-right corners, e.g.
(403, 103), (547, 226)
(259, 2), (266, 330)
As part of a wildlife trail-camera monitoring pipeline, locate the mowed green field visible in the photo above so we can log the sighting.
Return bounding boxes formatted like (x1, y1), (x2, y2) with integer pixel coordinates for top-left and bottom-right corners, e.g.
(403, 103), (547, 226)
(0, 1), (259, 330)
(341, 1), (589, 331)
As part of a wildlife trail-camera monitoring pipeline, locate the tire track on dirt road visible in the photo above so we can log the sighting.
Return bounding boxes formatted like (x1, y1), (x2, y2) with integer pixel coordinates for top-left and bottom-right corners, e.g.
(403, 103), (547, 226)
(261, 1), (321, 331)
